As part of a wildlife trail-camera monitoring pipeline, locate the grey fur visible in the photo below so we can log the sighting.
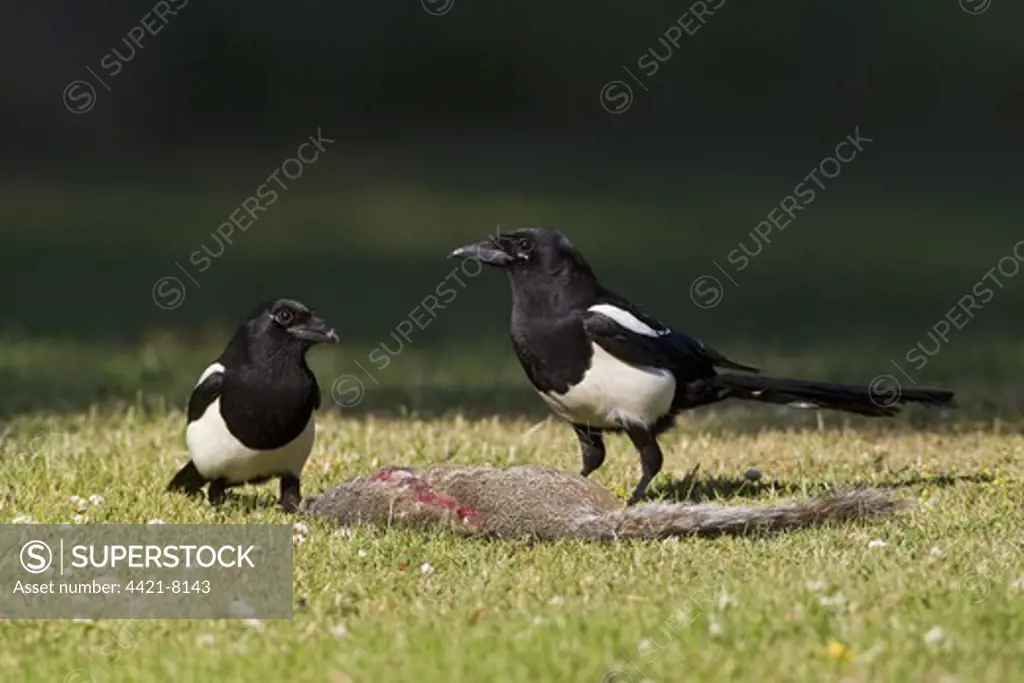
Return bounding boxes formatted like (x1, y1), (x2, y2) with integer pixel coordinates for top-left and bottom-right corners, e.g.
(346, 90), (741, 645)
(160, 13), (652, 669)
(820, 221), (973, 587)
(301, 465), (911, 541)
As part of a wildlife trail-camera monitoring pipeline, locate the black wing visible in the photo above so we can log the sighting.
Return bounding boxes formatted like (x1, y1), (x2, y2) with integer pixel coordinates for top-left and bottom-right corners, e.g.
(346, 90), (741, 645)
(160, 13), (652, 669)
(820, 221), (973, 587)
(679, 332), (760, 373)
(187, 371), (224, 422)
(581, 307), (758, 379)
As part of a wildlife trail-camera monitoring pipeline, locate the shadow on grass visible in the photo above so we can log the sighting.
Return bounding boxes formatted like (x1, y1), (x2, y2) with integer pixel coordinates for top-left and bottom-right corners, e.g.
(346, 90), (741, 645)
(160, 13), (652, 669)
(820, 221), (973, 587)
(648, 466), (799, 504)
(648, 468), (996, 504)
(168, 489), (285, 513)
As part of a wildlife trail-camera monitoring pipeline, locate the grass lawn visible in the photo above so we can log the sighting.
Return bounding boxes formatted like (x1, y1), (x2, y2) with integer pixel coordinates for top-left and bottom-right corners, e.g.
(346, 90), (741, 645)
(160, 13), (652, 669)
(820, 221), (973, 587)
(1, 161), (1022, 680)
(1, 408), (1021, 682)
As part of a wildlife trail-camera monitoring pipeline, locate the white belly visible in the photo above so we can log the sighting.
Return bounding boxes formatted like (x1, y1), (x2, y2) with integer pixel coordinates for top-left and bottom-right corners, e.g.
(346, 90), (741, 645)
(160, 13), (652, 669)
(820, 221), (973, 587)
(186, 398), (315, 483)
(538, 343), (676, 429)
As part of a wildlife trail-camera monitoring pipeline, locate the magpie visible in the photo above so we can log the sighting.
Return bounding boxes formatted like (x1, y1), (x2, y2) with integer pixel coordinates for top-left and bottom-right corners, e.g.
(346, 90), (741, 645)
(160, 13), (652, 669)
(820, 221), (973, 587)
(448, 227), (956, 505)
(167, 298), (340, 511)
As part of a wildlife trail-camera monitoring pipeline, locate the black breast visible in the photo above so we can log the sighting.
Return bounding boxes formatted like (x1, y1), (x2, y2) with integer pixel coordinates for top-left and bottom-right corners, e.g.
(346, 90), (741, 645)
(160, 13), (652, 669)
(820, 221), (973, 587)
(510, 314), (592, 394)
(218, 365), (320, 450)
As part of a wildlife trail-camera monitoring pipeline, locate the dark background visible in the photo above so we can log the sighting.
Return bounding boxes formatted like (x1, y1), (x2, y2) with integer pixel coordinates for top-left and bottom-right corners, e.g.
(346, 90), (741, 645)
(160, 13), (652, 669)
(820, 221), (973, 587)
(1, 0), (1022, 420)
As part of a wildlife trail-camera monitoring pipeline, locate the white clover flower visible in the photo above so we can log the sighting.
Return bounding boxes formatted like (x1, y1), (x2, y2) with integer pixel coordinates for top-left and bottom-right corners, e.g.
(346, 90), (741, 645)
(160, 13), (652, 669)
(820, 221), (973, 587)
(924, 626), (946, 647)
(819, 592), (846, 609)
(805, 579), (827, 593)
(708, 619), (724, 638)
(243, 619), (265, 632)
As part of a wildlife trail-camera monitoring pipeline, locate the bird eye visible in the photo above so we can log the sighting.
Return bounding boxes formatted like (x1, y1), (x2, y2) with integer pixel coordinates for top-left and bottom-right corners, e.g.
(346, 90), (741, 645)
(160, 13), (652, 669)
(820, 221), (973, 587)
(515, 238), (532, 252)
(276, 309), (294, 325)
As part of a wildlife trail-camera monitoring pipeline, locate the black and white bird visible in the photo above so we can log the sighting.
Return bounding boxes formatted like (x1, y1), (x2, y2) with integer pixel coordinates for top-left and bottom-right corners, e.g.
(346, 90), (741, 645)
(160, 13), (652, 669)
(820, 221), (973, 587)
(448, 227), (956, 505)
(167, 298), (339, 511)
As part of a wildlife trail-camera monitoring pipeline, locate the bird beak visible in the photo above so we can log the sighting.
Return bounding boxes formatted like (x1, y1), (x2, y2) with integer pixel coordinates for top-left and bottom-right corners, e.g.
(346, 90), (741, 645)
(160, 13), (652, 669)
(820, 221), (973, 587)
(291, 316), (341, 344)
(447, 238), (515, 267)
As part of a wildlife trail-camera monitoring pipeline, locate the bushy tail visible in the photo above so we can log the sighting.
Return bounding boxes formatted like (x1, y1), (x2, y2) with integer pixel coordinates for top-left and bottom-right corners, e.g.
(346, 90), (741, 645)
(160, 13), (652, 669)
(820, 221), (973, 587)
(301, 465), (911, 541)
(593, 489), (909, 539)
(166, 460), (207, 495)
(711, 374), (955, 417)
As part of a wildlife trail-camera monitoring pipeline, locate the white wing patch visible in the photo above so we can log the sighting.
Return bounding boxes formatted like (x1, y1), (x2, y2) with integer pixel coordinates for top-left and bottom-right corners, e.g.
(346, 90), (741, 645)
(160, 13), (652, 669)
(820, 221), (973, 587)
(588, 304), (668, 338)
(195, 362), (226, 386)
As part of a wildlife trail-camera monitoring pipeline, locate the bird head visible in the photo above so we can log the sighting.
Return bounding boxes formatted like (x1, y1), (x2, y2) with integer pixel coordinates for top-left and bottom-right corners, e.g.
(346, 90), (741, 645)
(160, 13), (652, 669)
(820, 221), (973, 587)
(447, 227), (594, 283)
(248, 298), (340, 348)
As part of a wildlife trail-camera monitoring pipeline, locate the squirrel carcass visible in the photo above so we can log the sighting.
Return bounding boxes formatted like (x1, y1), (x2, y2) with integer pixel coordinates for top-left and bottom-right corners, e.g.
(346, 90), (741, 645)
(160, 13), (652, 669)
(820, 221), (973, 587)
(300, 465), (910, 540)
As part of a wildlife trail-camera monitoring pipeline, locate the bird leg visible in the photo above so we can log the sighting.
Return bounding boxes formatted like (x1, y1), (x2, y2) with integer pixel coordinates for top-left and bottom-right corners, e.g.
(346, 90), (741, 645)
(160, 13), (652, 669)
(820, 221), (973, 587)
(208, 478), (227, 507)
(624, 426), (664, 506)
(574, 424), (606, 477)
(279, 474), (301, 512)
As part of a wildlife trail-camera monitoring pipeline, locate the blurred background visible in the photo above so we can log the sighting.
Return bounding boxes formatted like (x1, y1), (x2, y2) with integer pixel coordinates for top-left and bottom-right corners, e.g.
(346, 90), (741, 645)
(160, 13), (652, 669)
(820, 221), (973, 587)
(1, 0), (1022, 423)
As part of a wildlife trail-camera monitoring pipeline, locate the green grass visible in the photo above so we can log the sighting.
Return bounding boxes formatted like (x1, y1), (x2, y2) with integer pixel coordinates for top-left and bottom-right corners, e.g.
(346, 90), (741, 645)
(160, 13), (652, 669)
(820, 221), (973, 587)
(1, 159), (1023, 680)
(6, 159), (1024, 426)
(1, 408), (1021, 682)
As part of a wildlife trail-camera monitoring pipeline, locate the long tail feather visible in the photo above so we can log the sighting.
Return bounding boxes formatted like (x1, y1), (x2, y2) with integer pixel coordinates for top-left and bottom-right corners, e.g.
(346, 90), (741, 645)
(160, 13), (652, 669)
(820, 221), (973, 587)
(711, 374), (955, 417)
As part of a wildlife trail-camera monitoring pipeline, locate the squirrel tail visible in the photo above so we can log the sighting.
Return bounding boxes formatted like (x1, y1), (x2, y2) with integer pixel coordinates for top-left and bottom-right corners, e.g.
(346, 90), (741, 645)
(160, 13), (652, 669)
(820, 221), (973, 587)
(301, 465), (911, 541)
(593, 489), (910, 540)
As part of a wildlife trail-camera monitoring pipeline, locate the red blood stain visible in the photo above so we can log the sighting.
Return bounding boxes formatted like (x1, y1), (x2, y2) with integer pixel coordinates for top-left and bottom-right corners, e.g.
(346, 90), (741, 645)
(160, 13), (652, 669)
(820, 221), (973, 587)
(370, 469), (482, 521)
(414, 491), (482, 520)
